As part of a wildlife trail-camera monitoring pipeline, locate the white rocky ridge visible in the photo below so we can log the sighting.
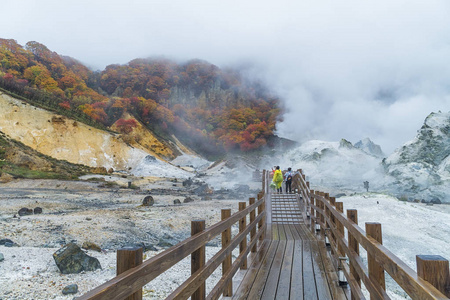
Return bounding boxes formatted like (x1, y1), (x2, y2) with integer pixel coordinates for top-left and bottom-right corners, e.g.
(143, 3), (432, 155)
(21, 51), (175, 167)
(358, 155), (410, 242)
(382, 111), (450, 202)
(355, 137), (385, 158)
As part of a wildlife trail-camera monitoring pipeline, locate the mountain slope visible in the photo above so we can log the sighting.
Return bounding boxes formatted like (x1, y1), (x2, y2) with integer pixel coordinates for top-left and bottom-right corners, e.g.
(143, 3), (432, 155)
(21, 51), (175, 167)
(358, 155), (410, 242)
(0, 91), (179, 172)
(0, 39), (280, 155)
(382, 111), (450, 202)
(355, 138), (385, 158)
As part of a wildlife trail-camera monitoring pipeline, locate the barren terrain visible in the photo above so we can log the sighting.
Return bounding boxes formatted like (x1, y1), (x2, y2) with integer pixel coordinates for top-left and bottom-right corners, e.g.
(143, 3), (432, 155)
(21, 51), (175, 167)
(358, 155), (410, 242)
(0, 177), (250, 299)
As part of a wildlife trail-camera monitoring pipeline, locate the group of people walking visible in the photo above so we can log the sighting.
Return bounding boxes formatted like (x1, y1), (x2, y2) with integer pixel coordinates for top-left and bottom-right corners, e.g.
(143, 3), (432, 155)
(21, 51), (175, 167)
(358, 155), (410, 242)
(271, 166), (295, 194)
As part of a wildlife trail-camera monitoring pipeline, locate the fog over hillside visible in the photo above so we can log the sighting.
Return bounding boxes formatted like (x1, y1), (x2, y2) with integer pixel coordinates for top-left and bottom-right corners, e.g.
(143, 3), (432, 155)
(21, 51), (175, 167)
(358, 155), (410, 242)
(2, 0), (450, 154)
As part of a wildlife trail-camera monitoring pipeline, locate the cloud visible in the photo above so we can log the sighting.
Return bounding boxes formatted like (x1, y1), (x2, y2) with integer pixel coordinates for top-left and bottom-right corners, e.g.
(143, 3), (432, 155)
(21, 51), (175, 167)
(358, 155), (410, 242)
(2, 0), (450, 154)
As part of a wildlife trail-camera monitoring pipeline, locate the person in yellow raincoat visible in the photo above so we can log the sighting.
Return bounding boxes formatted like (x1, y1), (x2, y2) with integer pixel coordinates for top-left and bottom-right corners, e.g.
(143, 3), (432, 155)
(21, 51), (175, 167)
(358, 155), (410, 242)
(272, 166), (283, 194)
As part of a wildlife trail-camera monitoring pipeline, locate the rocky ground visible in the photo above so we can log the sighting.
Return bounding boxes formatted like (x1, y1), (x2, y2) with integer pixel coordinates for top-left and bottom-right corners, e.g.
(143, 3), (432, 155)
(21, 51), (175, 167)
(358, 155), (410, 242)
(0, 176), (260, 299)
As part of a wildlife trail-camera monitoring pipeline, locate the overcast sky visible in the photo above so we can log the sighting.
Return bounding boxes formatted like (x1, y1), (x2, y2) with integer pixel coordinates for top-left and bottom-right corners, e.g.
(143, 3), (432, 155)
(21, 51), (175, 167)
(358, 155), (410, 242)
(2, 0), (450, 154)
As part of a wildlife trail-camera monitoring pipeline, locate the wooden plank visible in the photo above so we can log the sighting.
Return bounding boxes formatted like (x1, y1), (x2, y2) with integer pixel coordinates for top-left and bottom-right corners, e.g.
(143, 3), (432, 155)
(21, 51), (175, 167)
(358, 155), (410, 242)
(278, 223), (287, 241)
(316, 239), (349, 300)
(284, 224), (294, 241)
(291, 225), (318, 300)
(290, 239), (304, 300)
(207, 224), (266, 300)
(275, 240), (295, 300)
(261, 240), (287, 299)
(272, 223), (280, 241)
(232, 240), (271, 300)
(265, 223), (272, 242)
(310, 235), (333, 300)
(246, 241), (280, 299)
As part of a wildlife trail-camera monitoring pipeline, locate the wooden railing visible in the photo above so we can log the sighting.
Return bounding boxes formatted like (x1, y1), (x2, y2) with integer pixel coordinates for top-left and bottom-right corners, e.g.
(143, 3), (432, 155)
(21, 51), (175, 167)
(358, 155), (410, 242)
(292, 170), (450, 300)
(79, 171), (267, 300)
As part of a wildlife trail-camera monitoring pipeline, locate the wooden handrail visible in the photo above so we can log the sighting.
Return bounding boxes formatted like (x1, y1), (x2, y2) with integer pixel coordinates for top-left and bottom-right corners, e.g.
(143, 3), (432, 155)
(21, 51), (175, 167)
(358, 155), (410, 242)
(80, 195), (266, 300)
(167, 212), (265, 299)
(292, 169), (450, 300)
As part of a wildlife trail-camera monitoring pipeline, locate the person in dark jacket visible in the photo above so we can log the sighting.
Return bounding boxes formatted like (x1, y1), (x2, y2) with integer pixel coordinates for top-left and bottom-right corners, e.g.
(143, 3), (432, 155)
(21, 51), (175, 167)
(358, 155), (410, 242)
(284, 167), (293, 194)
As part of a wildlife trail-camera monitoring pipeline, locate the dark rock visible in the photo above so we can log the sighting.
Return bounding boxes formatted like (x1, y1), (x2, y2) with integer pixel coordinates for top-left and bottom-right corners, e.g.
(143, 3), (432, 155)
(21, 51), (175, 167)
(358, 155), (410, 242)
(182, 178), (193, 187)
(34, 207), (43, 214)
(235, 185), (250, 194)
(18, 207), (33, 216)
(0, 239), (14, 246)
(0, 239), (17, 247)
(334, 193), (347, 198)
(217, 195), (225, 200)
(132, 242), (157, 252)
(173, 199), (181, 205)
(0, 253), (4, 262)
(53, 243), (102, 274)
(144, 155), (156, 162)
(430, 198), (442, 204)
(183, 197), (194, 203)
(157, 240), (173, 248)
(62, 284), (78, 295)
(81, 242), (102, 252)
(142, 196), (154, 206)
(194, 184), (213, 196)
(201, 196), (212, 201)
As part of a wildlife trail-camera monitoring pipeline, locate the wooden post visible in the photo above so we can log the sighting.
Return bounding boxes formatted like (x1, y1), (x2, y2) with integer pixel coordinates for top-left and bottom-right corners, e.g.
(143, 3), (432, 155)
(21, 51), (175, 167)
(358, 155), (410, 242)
(324, 193), (331, 242)
(347, 209), (360, 300)
(239, 202), (247, 270)
(117, 247), (143, 300)
(316, 191), (322, 233)
(249, 198), (257, 253)
(262, 170), (266, 191)
(191, 220), (206, 300)
(258, 199), (265, 241)
(222, 209), (232, 297)
(310, 190), (315, 233)
(366, 222), (385, 299)
(416, 255), (450, 297)
(335, 202), (344, 256)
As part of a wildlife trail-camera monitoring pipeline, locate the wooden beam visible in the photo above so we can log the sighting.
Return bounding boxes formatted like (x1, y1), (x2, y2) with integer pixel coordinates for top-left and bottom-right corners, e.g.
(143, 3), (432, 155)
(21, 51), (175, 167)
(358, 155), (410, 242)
(221, 209), (232, 297)
(116, 247), (143, 300)
(191, 220), (206, 300)
(366, 222), (386, 300)
(417, 255), (450, 298)
(239, 202), (248, 270)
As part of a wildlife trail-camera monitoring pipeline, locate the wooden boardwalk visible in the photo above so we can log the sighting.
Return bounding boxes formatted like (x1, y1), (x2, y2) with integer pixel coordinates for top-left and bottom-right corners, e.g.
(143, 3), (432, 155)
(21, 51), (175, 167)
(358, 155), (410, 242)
(231, 193), (348, 300)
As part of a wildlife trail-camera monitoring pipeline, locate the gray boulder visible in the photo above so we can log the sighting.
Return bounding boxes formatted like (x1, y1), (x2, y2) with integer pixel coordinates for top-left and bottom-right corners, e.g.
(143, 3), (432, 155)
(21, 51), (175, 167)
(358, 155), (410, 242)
(53, 243), (102, 274)
(0, 253), (4, 262)
(34, 207), (43, 214)
(62, 284), (78, 295)
(173, 199), (181, 205)
(183, 197), (194, 203)
(18, 207), (33, 216)
(0, 239), (17, 247)
(142, 196), (154, 206)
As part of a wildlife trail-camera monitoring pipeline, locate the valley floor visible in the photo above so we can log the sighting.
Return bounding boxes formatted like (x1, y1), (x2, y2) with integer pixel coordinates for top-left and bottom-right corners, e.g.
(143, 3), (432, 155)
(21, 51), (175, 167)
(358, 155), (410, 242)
(0, 178), (245, 299)
(1, 178), (449, 299)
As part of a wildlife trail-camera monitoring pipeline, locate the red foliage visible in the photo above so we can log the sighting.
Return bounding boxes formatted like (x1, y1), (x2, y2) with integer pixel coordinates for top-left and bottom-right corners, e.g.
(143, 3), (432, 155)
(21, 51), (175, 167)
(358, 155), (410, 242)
(59, 101), (71, 110)
(115, 118), (138, 134)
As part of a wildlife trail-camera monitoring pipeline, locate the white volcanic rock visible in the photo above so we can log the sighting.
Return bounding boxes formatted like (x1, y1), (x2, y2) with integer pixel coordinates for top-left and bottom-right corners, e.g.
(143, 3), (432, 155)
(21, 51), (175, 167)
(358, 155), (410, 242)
(382, 111), (450, 202)
(355, 138), (385, 158)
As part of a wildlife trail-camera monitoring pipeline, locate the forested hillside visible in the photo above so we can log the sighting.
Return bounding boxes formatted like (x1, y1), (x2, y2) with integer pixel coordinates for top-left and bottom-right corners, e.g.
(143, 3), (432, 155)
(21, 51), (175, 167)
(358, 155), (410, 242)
(0, 39), (281, 156)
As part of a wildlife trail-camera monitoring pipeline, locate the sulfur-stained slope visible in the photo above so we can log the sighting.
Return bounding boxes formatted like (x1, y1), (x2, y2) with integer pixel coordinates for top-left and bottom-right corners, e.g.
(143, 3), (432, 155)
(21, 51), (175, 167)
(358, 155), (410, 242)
(0, 92), (175, 171)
